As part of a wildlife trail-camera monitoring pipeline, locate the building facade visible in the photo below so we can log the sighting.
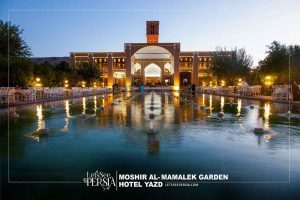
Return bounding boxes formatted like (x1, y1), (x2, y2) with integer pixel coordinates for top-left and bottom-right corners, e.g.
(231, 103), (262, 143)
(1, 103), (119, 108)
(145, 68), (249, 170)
(70, 21), (215, 89)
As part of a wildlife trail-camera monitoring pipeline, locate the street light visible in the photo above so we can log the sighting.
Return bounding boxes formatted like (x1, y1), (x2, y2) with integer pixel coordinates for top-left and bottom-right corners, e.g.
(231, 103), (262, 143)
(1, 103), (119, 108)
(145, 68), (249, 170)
(64, 80), (69, 88)
(35, 77), (41, 87)
(221, 80), (225, 87)
(264, 75), (273, 95)
(237, 78), (242, 86)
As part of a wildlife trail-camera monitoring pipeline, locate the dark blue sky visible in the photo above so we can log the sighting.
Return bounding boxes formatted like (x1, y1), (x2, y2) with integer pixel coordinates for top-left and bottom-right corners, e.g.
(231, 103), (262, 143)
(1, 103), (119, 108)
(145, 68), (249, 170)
(1, 0), (299, 66)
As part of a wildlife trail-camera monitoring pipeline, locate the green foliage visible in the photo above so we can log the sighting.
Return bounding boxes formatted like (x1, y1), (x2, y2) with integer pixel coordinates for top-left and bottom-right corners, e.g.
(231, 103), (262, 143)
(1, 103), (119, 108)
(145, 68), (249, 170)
(75, 62), (102, 86)
(0, 20), (32, 87)
(258, 41), (300, 84)
(0, 56), (33, 87)
(211, 47), (253, 85)
(0, 20), (31, 57)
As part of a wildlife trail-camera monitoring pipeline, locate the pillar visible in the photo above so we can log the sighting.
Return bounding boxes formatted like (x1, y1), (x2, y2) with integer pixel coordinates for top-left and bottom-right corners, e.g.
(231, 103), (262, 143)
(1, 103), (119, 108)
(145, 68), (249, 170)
(107, 53), (113, 88)
(125, 44), (132, 89)
(141, 63), (145, 85)
(173, 43), (180, 90)
(192, 52), (199, 86)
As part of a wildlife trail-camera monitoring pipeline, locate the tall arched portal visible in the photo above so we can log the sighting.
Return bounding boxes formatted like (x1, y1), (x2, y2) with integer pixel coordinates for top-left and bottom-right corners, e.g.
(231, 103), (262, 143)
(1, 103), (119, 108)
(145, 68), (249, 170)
(130, 46), (175, 87)
(144, 63), (162, 86)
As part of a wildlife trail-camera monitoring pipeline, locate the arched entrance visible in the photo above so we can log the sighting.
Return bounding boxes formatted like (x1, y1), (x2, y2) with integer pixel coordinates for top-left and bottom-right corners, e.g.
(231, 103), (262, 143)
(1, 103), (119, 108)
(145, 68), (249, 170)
(113, 71), (126, 87)
(144, 63), (162, 86)
(180, 72), (191, 86)
(131, 46), (174, 86)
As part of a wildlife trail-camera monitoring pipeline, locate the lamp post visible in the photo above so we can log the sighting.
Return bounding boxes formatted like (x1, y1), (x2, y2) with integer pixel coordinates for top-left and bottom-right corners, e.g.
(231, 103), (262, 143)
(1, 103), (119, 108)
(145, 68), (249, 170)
(221, 80), (225, 87)
(238, 78), (242, 86)
(264, 76), (272, 95)
(35, 77), (41, 87)
(64, 80), (69, 88)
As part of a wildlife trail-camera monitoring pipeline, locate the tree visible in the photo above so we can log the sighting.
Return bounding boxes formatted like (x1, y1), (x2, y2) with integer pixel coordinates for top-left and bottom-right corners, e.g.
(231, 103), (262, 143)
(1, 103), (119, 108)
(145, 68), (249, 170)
(258, 41), (300, 84)
(0, 20), (31, 57)
(210, 47), (253, 85)
(75, 62), (102, 86)
(0, 20), (32, 87)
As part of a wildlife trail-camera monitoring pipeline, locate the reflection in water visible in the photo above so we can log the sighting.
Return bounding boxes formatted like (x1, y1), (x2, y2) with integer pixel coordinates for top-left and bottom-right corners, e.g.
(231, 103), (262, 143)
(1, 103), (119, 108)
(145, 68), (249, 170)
(64, 100), (70, 131)
(94, 96), (97, 114)
(237, 99), (242, 116)
(5, 92), (299, 151)
(36, 104), (45, 131)
(82, 97), (86, 114)
(220, 96), (224, 112)
(264, 103), (271, 129)
(209, 95), (212, 114)
(3, 92), (300, 199)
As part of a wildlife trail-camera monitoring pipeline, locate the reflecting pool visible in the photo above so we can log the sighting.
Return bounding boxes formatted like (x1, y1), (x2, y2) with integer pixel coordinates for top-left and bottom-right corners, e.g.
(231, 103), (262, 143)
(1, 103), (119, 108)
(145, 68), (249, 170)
(1, 92), (300, 199)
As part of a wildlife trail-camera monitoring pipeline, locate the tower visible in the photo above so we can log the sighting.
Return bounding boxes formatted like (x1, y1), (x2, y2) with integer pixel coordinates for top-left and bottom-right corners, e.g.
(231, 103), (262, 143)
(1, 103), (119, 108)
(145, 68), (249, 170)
(146, 21), (159, 43)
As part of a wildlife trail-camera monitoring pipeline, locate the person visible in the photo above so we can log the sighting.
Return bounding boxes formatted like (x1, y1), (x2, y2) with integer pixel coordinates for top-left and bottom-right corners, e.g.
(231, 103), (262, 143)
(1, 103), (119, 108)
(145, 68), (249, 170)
(188, 84), (191, 93)
(292, 81), (300, 101)
(191, 84), (196, 95)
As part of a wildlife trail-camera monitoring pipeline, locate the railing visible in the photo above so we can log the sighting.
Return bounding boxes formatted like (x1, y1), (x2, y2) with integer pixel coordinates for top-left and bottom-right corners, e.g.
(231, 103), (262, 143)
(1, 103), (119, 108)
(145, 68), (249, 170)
(0, 87), (112, 106)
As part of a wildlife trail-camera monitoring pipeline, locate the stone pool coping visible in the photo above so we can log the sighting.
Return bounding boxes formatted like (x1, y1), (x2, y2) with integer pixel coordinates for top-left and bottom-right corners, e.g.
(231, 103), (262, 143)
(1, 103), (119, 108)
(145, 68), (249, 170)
(196, 91), (300, 105)
(0, 92), (113, 109)
(1, 90), (300, 109)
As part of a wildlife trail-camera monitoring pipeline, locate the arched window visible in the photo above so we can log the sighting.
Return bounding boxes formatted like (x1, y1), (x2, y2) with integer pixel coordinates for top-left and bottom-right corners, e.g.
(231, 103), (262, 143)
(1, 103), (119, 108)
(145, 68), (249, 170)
(144, 63), (161, 77)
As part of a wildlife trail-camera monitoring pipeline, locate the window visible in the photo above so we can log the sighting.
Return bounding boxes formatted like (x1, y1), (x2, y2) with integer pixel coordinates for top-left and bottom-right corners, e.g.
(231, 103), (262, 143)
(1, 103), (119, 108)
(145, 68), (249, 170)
(150, 23), (154, 34)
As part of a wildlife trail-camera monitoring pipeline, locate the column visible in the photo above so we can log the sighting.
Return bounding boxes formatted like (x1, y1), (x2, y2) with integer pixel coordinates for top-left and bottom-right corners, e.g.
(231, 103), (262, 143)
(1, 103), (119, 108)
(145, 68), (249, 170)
(125, 44), (132, 89)
(141, 63), (145, 85)
(161, 63), (165, 85)
(107, 53), (113, 88)
(173, 43), (180, 90)
(192, 52), (199, 86)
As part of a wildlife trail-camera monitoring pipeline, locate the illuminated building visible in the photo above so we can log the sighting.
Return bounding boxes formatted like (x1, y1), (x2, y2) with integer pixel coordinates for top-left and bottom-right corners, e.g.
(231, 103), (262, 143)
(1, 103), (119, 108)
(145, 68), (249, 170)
(70, 21), (218, 89)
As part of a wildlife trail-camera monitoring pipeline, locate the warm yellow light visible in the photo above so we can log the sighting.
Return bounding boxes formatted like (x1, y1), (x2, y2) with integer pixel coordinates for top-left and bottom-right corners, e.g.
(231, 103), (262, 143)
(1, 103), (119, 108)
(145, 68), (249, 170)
(64, 84), (69, 88)
(173, 86), (180, 91)
(221, 80), (225, 86)
(36, 77), (40, 82)
(265, 81), (271, 85)
(238, 78), (242, 82)
(65, 80), (68, 83)
(126, 85), (131, 91)
(266, 76), (271, 80)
